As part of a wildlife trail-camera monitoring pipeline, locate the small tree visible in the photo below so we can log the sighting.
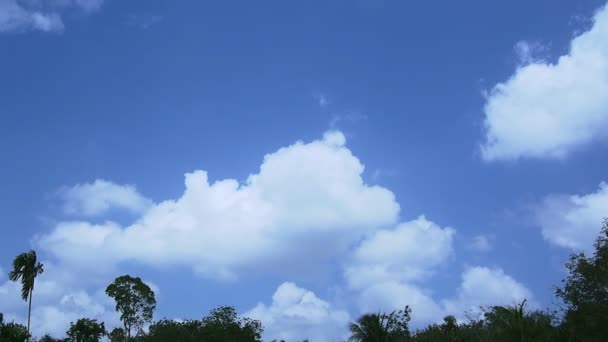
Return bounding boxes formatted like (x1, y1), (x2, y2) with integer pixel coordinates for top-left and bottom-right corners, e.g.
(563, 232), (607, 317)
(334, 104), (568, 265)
(349, 306), (412, 342)
(200, 306), (263, 341)
(66, 318), (106, 342)
(0, 314), (30, 342)
(106, 275), (156, 341)
(556, 218), (608, 340)
(107, 328), (126, 342)
(38, 335), (68, 342)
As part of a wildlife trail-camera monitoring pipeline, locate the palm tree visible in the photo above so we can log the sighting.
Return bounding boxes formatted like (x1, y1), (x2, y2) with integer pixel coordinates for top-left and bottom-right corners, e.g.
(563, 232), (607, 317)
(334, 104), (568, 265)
(349, 313), (390, 342)
(349, 307), (411, 342)
(8, 250), (44, 340)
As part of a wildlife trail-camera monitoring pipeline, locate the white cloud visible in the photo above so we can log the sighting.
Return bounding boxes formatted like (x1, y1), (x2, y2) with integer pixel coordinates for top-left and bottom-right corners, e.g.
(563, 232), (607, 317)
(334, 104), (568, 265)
(350, 266), (533, 328)
(470, 235), (492, 252)
(345, 216), (455, 290)
(245, 282), (350, 342)
(514, 41), (548, 66)
(59, 180), (153, 216)
(535, 182), (608, 252)
(343, 216), (455, 326)
(356, 281), (444, 326)
(481, 4), (608, 161)
(39, 131), (400, 280)
(341, 217), (532, 328)
(0, 0), (64, 32)
(442, 267), (533, 318)
(0, 0), (102, 33)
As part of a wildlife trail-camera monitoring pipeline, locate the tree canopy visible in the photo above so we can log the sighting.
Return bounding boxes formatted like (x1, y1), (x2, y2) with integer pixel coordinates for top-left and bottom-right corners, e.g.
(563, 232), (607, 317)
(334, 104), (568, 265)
(106, 275), (156, 340)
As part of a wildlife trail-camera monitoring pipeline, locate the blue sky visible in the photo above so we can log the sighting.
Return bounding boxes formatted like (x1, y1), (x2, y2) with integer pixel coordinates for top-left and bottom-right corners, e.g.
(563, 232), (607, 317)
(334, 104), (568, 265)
(1, 0), (608, 340)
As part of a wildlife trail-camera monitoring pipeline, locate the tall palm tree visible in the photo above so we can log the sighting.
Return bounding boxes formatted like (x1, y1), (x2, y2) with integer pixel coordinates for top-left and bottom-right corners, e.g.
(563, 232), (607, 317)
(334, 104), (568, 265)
(8, 250), (44, 340)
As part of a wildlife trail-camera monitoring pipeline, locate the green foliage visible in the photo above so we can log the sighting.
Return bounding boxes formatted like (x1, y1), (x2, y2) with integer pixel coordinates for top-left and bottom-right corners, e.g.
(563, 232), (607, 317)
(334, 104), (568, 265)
(200, 306), (263, 341)
(414, 316), (465, 342)
(66, 318), (106, 342)
(8, 250), (44, 338)
(348, 306), (412, 342)
(106, 275), (156, 339)
(107, 328), (126, 342)
(0, 316), (30, 342)
(413, 302), (563, 342)
(36, 335), (68, 342)
(8, 251), (44, 301)
(556, 218), (608, 341)
(143, 305), (263, 342)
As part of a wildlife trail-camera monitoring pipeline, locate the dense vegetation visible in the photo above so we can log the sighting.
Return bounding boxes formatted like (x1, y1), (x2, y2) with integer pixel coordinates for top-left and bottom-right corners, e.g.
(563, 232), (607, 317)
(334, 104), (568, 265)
(1, 219), (607, 341)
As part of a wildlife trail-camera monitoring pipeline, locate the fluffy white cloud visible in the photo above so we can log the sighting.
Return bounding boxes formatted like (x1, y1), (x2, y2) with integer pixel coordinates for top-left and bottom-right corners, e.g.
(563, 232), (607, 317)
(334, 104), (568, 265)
(345, 216), (455, 290)
(343, 216), (455, 326)
(442, 267), (533, 318)
(0, 0), (103, 33)
(350, 266), (533, 328)
(535, 182), (608, 252)
(357, 281), (444, 326)
(59, 180), (153, 216)
(481, 4), (608, 161)
(39, 131), (400, 280)
(245, 282), (350, 342)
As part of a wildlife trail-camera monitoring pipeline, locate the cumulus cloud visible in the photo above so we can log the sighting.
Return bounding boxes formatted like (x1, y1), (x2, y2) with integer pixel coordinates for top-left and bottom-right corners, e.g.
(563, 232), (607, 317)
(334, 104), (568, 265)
(342, 217), (532, 327)
(39, 131), (400, 280)
(349, 267), (532, 327)
(345, 216), (455, 290)
(343, 216), (455, 326)
(534, 182), (608, 252)
(13, 129), (538, 338)
(442, 267), (533, 318)
(481, 4), (608, 161)
(245, 282), (350, 342)
(59, 180), (153, 217)
(357, 281), (444, 326)
(0, 0), (103, 33)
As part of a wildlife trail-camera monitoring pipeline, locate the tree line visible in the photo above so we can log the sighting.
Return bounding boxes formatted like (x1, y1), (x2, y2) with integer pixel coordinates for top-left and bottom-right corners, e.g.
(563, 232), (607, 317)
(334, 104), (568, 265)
(1, 219), (607, 341)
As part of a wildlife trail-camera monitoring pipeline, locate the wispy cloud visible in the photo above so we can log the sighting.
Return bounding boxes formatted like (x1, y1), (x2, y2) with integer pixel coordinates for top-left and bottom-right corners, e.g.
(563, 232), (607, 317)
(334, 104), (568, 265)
(125, 13), (163, 29)
(0, 0), (104, 33)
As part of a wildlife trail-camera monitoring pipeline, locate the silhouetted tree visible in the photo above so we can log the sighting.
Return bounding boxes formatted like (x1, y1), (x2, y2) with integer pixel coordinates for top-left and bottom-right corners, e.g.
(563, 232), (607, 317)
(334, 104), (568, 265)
(557, 218), (608, 340)
(108, 328), (126, 342)
(8, 250), (44, 340)
(66, 318), (106, 342)
(349, 306), (411, 342)
(0, 313), (30, 342)
(106, 275), (156, 341)
(144, 306), (262, 342)
(37, 335), (67, 342)
(199, 306), (263, 341)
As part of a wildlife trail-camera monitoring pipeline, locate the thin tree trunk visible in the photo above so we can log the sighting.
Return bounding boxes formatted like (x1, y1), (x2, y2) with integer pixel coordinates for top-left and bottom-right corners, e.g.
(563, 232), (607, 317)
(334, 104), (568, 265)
(27, 285), (33, 342)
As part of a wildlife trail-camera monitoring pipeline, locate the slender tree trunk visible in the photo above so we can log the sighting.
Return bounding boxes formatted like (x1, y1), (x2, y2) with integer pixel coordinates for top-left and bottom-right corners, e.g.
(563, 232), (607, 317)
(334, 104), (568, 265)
(27, 285), (33, 342)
